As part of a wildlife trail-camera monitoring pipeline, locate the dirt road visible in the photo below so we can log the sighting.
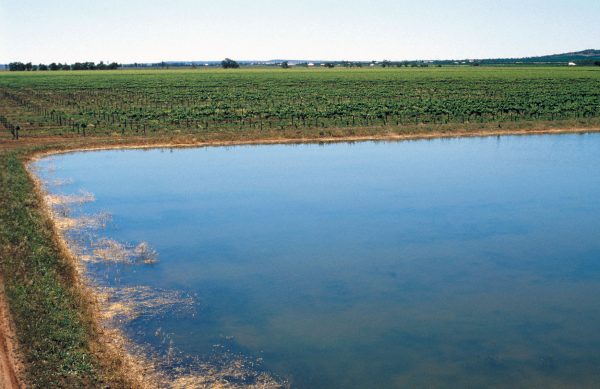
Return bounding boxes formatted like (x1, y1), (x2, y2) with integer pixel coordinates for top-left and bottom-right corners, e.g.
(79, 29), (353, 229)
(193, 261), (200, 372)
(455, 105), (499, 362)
(0, 278), (22, 389)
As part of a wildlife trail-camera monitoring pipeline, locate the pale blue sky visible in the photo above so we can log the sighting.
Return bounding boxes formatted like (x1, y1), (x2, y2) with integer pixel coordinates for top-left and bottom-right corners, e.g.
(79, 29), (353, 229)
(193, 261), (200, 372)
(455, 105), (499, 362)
(1, 0), (599, 63)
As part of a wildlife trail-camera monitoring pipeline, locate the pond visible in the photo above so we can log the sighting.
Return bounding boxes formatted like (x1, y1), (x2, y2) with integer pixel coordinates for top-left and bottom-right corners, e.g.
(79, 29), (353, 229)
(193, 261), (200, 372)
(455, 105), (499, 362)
(34, 134), (600, 388)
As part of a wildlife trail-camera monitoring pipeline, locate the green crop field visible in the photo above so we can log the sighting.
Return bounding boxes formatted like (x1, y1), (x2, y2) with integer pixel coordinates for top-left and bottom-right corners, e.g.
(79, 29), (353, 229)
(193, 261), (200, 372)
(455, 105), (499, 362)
(1, 66), (600, 140)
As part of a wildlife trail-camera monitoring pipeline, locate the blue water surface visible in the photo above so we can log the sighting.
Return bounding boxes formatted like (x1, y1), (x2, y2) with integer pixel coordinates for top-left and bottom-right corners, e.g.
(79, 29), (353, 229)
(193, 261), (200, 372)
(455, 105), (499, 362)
(35, 134), (600, 388)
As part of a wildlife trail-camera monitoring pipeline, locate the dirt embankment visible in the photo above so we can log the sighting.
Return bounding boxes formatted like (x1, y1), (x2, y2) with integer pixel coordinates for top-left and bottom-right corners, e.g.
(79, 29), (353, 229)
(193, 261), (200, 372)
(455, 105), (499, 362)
(7, 126), (600, 156)
(0, 278), (23, 389)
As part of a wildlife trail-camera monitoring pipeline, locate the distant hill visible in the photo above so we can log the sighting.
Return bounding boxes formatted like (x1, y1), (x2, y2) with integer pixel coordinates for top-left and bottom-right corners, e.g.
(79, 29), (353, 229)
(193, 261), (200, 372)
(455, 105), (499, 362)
(475, 49), (600, 65)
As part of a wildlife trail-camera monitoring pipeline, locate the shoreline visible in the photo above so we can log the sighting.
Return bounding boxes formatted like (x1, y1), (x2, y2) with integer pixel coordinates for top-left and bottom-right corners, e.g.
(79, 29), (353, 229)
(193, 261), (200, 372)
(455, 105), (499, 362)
(4, 125), (600, 387)
(20, 126), (600, 159)
(25, 163), (160, 388)
(27, 151), (288, 388)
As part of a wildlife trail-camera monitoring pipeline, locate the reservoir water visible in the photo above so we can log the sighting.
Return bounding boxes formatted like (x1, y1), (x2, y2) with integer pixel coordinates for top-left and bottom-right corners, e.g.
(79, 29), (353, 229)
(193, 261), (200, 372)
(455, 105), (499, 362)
(34, 134), (600, 388)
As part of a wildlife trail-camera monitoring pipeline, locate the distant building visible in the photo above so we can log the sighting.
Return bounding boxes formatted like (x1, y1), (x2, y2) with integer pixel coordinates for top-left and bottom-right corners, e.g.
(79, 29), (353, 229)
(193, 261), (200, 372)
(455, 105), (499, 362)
(568, 62), (577, 66)
(308, 63), (315, 67)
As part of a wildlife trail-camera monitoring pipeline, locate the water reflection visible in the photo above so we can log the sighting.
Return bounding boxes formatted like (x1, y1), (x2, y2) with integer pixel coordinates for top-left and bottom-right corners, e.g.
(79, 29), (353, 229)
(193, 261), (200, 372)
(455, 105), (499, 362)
(35, 134), (600, 388)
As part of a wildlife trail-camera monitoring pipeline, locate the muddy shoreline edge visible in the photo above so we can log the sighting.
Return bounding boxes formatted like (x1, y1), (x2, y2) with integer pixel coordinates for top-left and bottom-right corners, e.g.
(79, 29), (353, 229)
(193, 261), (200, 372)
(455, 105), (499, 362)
(25, 163), (159, 388)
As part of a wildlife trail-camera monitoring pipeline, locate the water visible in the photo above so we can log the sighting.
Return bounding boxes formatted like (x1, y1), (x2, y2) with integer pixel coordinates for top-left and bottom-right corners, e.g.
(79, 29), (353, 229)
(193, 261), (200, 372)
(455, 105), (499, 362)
(34, 134), (600, 388)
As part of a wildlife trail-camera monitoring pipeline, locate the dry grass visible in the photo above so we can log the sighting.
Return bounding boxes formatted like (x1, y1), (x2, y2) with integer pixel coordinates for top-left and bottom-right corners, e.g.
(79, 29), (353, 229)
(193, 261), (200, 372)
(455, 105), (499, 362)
(97, 286), (195, 324)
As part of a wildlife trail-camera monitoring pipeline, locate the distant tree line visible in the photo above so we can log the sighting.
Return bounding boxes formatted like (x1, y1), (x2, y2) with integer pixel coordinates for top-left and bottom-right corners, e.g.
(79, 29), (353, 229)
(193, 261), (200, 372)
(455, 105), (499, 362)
(221, 58), (240, 69)
(8, 61), (120, 71)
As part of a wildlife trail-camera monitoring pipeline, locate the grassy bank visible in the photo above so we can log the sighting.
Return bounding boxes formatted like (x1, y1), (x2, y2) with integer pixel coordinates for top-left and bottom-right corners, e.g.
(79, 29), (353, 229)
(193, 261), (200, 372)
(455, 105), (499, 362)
(0, 143), (134, 388)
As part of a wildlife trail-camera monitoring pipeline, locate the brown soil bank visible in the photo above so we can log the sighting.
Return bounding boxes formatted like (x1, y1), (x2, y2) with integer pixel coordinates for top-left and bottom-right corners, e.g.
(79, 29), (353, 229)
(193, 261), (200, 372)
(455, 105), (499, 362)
(0, 126), (599, 388)
(0, 278), (23, 389)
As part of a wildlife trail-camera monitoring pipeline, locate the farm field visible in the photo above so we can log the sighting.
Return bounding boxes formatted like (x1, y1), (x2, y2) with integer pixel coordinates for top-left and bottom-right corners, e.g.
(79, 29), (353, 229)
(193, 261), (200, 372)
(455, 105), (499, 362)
(1, 66), (600, 140)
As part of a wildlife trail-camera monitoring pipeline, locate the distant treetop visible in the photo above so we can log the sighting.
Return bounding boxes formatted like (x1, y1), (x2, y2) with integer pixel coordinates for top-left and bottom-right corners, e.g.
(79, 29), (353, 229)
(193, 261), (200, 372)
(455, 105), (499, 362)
(221, 58), (240, 69)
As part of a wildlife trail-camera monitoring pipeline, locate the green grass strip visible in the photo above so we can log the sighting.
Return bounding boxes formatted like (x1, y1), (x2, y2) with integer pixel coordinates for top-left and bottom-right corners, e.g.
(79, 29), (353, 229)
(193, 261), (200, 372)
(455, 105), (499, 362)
(0, 148), (112, 387)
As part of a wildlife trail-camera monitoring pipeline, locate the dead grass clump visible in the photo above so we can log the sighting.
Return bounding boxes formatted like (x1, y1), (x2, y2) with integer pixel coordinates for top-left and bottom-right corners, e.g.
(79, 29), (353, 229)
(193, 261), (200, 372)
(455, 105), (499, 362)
(45, 178), (74, 187)
(97, 286), (196, 324)
(164, 346), (288, 389)
(92, 239), (131, 263)
(134, 242), (159, 264)
(170, 373), (284, 389)
(44, 190), (99, 229)
(54, 212), (111, 232)
(91, 239), (159, 264)
(45, 190), (95, 207)
(94, 284), (288, 388)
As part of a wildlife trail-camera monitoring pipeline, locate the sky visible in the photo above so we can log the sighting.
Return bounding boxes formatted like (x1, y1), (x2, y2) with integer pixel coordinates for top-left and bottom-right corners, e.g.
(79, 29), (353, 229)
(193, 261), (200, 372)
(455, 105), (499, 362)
(1, 0), (599, 63)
